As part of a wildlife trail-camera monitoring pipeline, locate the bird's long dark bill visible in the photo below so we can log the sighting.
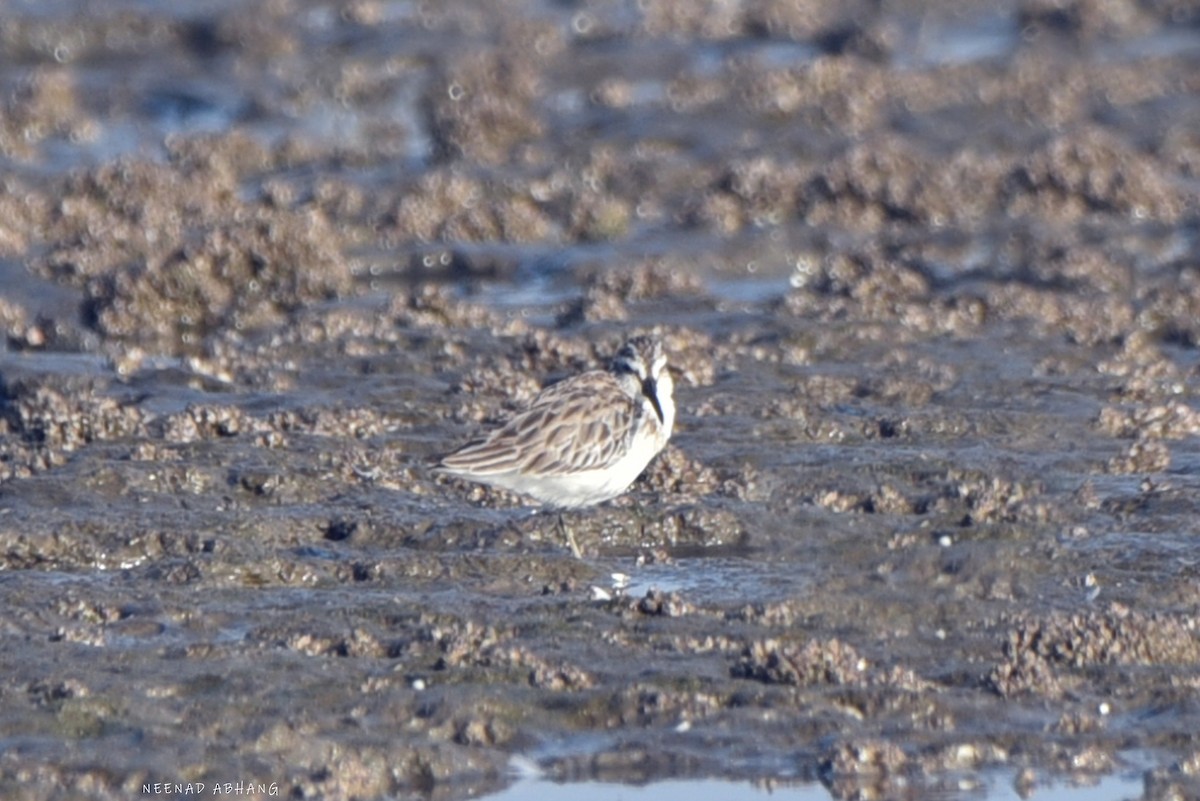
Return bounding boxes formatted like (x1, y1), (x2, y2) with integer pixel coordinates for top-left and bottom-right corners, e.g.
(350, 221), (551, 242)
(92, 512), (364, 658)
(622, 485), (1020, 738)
(642, 378), (664, 423)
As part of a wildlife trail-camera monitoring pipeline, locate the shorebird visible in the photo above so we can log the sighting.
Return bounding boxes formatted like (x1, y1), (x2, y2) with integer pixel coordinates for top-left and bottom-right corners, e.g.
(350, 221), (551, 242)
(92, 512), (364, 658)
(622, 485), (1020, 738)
(436, 335), (675, 554)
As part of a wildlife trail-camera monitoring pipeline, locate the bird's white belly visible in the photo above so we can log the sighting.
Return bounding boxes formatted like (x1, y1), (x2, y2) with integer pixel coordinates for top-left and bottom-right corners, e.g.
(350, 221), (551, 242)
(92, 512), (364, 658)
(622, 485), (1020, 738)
(482, 428), (665, 508)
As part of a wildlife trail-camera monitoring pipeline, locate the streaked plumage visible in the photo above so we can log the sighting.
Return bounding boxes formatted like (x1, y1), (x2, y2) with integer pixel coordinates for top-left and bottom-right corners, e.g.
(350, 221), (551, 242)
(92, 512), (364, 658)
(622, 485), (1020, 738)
(436, 336), (675, 509)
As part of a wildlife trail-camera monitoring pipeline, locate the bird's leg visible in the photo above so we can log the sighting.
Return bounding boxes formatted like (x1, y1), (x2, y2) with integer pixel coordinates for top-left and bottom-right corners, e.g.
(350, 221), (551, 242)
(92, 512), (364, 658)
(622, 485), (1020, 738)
(558, 513), (583, 559)
(627, 493), (650, 540)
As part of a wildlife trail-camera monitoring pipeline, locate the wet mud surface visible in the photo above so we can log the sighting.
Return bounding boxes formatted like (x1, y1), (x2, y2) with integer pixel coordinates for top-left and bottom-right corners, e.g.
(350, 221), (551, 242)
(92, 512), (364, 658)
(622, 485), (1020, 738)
(1, 1), (1200, 799)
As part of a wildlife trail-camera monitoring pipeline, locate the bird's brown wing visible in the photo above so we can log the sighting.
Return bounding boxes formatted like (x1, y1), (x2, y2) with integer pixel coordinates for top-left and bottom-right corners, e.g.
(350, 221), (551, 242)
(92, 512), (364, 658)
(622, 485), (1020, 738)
(437, 372), (636, 476)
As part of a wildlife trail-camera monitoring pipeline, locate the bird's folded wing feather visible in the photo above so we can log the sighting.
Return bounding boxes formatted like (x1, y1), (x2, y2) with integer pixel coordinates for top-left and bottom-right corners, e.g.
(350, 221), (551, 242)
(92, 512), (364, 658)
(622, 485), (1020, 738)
(439, 373), (635, 476)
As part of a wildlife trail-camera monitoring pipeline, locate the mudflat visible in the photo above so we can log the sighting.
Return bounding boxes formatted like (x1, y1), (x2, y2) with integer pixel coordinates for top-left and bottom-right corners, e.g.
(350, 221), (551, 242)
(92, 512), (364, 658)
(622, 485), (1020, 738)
(1, 1), (1199, 799)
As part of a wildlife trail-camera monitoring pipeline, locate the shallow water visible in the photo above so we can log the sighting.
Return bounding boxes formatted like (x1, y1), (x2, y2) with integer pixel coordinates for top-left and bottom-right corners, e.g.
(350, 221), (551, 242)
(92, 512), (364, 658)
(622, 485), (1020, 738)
(482, 768), (1147, 801)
